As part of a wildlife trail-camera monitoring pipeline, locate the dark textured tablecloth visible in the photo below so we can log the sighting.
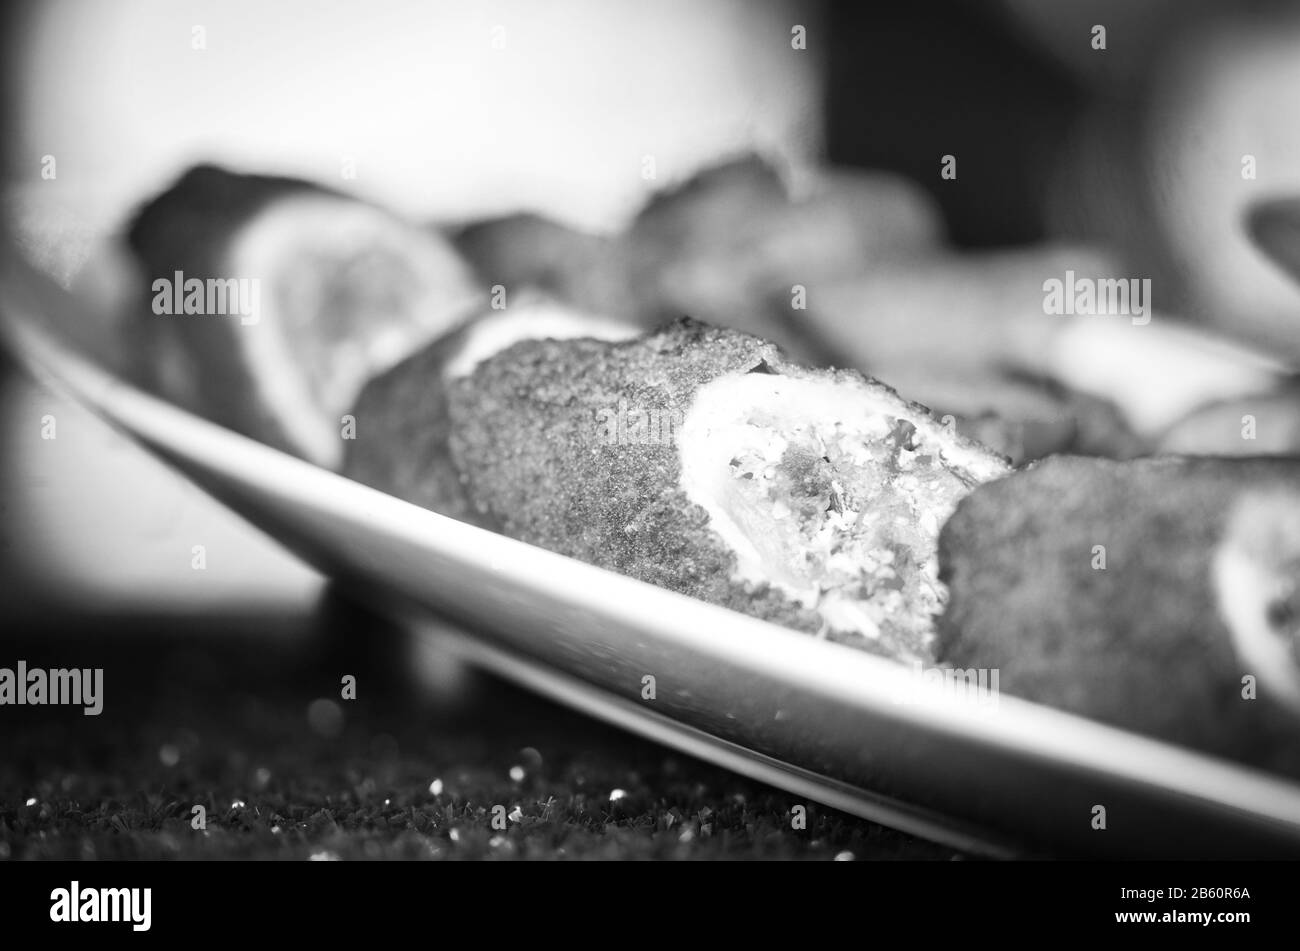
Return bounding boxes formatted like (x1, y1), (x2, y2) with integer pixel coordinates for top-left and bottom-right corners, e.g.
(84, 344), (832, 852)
(0, 599), (958, 861)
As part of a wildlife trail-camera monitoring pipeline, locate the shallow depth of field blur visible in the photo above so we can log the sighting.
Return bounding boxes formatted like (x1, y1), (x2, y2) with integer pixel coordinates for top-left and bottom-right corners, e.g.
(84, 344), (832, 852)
(3, 0), (1300, 859)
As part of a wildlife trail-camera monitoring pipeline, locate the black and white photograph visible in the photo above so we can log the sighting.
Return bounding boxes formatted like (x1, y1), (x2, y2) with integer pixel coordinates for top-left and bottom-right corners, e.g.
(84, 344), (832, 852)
(0, 0), (1296, 928)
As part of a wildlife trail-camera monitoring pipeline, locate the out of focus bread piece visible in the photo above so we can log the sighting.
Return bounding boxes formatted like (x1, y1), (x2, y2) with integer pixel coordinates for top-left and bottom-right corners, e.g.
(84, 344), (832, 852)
(452, 156), (944, 365)
(451, 212), (625, 318)
(939, 455), (1300, 776)
(1158, 387), (1300, 456)
(619, 157), (944, 360)
(124, 164), (482, 468)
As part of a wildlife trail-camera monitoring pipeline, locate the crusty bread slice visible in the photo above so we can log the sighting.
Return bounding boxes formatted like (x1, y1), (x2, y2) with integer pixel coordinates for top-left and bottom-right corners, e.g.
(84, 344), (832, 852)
(347, 315), (1008, 662)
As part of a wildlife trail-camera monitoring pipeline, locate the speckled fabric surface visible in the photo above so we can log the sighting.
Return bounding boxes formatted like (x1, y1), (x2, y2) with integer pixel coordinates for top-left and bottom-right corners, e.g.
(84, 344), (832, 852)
(0, 604), (956, 861)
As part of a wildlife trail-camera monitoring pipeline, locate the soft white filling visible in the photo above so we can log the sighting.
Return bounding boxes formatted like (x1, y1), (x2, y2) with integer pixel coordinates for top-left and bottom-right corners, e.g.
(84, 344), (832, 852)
(1213, 490), (1300, 716)
(225, 194), (480, 467)
(679, 371), (996, 656)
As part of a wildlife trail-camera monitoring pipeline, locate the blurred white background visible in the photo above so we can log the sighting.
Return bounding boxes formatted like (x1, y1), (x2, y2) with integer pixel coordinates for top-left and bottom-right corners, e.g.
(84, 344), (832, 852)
(8, 0), (821, 234)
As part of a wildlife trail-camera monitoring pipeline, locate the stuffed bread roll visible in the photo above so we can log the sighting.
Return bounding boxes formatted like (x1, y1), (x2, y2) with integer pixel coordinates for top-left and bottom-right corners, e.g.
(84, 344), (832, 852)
(125, 164), (481, 468)
(346, 312), (1009, 663)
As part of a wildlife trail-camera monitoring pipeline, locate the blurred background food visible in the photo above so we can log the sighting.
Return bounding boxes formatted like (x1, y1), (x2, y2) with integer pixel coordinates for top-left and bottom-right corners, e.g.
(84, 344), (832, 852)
(124, 165), (481, 468)
(1158, 387), (1300, 456)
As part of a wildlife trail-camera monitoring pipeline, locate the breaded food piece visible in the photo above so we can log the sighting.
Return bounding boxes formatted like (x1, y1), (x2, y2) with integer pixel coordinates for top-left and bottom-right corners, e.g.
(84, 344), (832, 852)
(347, 316), (1008, 663)
(345, 298), (636, 523)
(937, 455), (1300, 774)
(124, 164), (481, 468)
